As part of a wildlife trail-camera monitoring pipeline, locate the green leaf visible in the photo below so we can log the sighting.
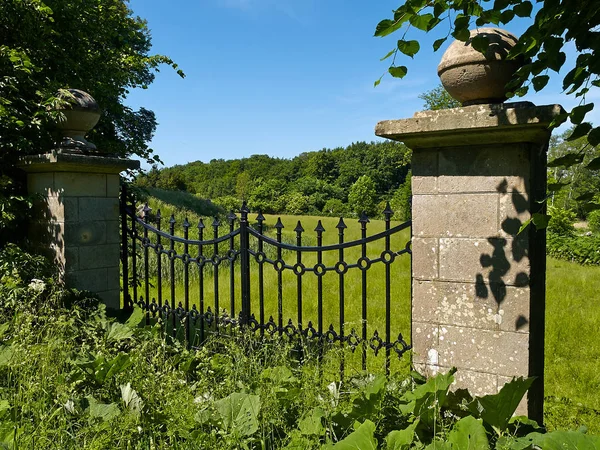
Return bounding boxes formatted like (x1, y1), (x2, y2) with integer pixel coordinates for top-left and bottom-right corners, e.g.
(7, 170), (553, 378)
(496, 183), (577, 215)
(380, 49), (396, 61)
(470, 35), (489, 53)
(518, 218), (531, 234)
(586, 156), (600, 170)
(447, 416), (490, 449)
(583, 202), (600, 212)
(570, 103), (594, 125)
(548, 152), (585, 168)
(566, 123), (593, 141)
(397, 40), (420, 58)
(120, 383), (144, 416)
(299, 407), (325, 436)
(548, 182), (570, 192)
(500, 9), (515, 24)
(386, 420), (419, 450)
(467, 377), (534, 431)
(509, 430), (600, 449)
(87, 396), (120, 422)
(588, 126), (600, 146)
(375, 18), (408, 38)
(0, 346), (14, 368)
(409, 13), (434, 31)
(575, 192), (595, 202)
(332, 420), (377, 450)
(433, 38), (447, 52)
(214, 392), (261, 437)
(106, 322), (134, 342)
(532, 213), (552, 229)
(549, 112), (569, 129)
(532, 75), (549, 92)
(389, 66), (408, 79)
(452, 27), (471, 42)
(513, 1), (533, 17)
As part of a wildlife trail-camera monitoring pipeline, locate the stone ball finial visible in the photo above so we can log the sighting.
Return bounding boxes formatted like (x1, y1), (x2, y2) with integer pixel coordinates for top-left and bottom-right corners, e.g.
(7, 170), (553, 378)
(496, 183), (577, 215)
(438, 28), (523, 106)
(54, 89), (102, 152)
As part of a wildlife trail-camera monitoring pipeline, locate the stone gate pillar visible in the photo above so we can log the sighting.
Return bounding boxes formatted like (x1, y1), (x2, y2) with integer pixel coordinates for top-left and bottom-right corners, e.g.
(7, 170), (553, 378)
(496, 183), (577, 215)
(376, 28), (563, 422)
(18, 90), (139, 310)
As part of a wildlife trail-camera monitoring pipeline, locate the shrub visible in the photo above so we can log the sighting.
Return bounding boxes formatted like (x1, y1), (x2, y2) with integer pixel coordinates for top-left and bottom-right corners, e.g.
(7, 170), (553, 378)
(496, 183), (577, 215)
(588, 210), (600, 234)
(547, 232), (600, 265)
(547, 206), (576, 236)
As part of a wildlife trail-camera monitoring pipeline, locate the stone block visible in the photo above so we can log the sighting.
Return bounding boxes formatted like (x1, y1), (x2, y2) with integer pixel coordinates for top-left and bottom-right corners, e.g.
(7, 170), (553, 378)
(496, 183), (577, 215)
(413, 194), (498, 238)
(412, 150), (438, 194)
(64, 221), (106, 246)
(33, 196), (78, 222)
(438, 146), (529, 193)
(105, 220), (121, 244)
(436, 326), (529, 376)
(412, 238), (438, 280)
(412, 321), (439, 365)
(106, 266), (121, 292)
(27, 173), (55, 196)
(499, 191), (531, 238)
(413, 280), (501, 331)
(439, 238), (530, 286)
(54, 172), (106, 197)
(453, 368), (498, 397)
(78, 197), (119, 222)
(78, 243), (120, 270)
(106, 174), (120, 197)
(66, 268), (108, 293)
(97, 289), (121, 311)
(64, 246), (79, 272)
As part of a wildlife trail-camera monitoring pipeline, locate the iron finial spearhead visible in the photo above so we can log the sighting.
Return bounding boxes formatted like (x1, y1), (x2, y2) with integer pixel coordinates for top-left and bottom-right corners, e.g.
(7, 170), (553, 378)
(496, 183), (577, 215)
(183, 217), (190, 229)
(256, 211), (265, 222)
(336, 217), (347, 230)
(197, 218), (205, 230)
(212, 217), (221, 228)
(383, 201), (394, 218)
(227, 210), (238, 223)
(275, 218), (284, 229)
(294, 221), (305, 234)
(169, 214), (176, 225)
(358, 211), (370, 225)
(314, 220), (325, 233)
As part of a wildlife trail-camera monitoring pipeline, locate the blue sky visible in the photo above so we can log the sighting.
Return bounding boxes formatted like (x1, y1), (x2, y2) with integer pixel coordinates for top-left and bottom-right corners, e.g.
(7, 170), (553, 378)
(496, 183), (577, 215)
(125, 0), (594, 169)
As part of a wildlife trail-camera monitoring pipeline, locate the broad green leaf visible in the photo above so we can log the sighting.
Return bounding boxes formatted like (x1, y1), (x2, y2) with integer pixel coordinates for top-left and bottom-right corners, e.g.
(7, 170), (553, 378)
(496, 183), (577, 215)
(385, 419), (419, 450)
(470, 35), (489, 53)
(375, 16), (410, 37)
(513, 1), (533, 17)
(120, 383), (144, 416)
(570, 103), (594, 125)
(214, 392), (261, 437)
(549, 112), (569, 129)
(566, 122), (593, 141)
(547, 182), (570, 192)
(423, 441), (452, 450)
(299, 407), (325, 436)
(87, 396), (120, 422)
(400, 368), (456, 428)
(433, 38), (447, 52)
(532, 75), (549, 92)
(548, 153), (585, 168)
(447, 416), (490, 449)
(509, 430), (600, 449)
(389, 66), (408, 79)
(104, 353), (133, 381)
(467, 377), (534, 431)
(397, 40), (420, 58)
(587, 126), (600, 147)
(500, 9), (515, 24)
(452, 27), (470, 42)
(518, 218), (532, 235)
(106, 322), (134, 342)
(0, 346), (14, 368)
(582, 202), (600, 212)
(374, 77), (383, 88)
(532, 213), (552, 229)
(332, 420), (377, 449)
(380, 49), (396, 62)
(586, 156), (600, 170)
(575, 192), (595, 202)
(409, 13), (434, 31)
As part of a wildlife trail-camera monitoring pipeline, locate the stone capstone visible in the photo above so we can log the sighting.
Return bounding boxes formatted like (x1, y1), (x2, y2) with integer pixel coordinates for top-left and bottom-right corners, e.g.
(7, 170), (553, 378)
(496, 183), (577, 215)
(438, 28), (523, 106)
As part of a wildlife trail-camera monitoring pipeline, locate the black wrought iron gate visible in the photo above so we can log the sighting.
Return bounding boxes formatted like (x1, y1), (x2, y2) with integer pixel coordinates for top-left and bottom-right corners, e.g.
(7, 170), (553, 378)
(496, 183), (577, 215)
(120, 186), (412, 371)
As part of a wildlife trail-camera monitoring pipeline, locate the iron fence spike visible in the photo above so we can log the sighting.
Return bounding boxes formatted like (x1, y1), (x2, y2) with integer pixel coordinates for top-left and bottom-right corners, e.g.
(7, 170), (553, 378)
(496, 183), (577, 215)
(275, 218), (284, 229)
(336, 217), (347, 229)
(314, 220), (325, 233)
(294, 221), (304, 233)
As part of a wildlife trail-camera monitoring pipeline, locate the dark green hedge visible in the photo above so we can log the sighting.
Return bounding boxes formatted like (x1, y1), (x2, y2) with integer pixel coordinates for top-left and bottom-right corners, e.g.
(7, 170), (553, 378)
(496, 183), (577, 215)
(547, 232), (600, 265)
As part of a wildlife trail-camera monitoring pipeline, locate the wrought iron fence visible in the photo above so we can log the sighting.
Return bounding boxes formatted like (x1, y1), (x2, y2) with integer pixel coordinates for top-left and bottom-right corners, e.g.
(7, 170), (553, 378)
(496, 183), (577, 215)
(120, 185), (412, 371)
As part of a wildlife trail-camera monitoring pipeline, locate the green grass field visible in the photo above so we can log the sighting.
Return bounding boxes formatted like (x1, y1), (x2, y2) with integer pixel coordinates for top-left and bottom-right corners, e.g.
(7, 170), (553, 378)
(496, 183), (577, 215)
(134, 197), (600, 431)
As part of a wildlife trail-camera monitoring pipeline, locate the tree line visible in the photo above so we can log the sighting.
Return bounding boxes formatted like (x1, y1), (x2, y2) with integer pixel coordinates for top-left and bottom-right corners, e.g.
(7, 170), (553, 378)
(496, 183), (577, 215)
(135, 141), (413, 220)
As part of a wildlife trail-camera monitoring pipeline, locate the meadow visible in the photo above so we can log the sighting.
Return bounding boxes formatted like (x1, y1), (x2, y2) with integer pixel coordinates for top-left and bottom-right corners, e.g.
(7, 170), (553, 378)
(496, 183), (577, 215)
(134, 195), (600, 432)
